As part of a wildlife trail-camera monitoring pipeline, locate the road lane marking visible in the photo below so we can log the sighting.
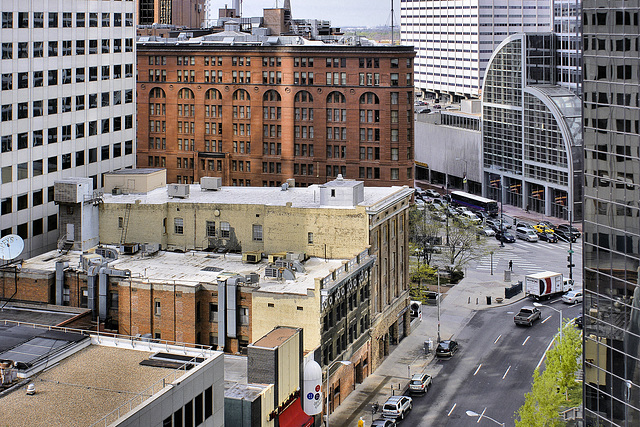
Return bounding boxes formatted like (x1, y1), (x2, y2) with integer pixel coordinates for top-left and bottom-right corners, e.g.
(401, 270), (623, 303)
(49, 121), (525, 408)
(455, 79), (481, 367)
(502, 365), (511, 380)
(522, 336), (530, 346)
(448, 403), (457, 417)
(473, 364), (482, 376)
(541, 315), (552, 324)
(494, 334), (502, 344)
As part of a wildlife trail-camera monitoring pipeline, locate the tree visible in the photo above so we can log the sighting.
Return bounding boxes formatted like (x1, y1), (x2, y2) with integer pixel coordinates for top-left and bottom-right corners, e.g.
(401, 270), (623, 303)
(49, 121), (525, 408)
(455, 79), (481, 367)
(408, 206), (443, 265)
(515, 322), (583, 426)
(545, 320), (582, 400)
(516, 368), (564, 427)
(434, 219), (490, 270)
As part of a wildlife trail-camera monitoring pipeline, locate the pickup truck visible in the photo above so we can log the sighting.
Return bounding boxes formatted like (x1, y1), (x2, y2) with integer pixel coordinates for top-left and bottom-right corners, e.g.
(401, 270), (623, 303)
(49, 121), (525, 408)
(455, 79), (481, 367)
(514, 306), (542, 326)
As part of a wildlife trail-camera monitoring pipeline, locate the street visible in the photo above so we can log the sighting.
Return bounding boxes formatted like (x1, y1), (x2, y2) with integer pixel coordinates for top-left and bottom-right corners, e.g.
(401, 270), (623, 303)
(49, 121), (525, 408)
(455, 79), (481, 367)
(332, 226), (584, 427)
(402, 299), (581, 426)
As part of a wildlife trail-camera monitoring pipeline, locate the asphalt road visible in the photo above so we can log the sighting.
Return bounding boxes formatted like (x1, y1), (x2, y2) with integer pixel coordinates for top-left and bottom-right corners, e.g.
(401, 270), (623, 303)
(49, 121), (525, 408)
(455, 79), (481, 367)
(401, 299), (581, 426)
(470, 234), (583, 287)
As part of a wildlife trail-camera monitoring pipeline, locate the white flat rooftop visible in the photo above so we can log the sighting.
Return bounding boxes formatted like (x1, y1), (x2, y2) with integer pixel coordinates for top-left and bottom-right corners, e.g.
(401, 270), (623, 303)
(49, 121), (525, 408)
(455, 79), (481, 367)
(101, 183), (409, 210)
(22, 250), (346, 294)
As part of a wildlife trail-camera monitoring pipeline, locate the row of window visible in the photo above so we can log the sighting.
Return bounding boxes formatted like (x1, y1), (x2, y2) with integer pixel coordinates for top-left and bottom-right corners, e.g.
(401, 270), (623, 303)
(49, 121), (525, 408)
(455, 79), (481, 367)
(1, 119), (133, 153)
(146, 86), (411, 106)
(1, 11), (133, 29)
(1, 65), (133, 90)
(142, 68), (410, 87)
(1, 39), (133, 59)
(0, 142), (132, 184)
(0, 92), (133, 122)
(0, 214), (57, 241)
(1, 185), (55, 214)
(145, 55), (408, 70)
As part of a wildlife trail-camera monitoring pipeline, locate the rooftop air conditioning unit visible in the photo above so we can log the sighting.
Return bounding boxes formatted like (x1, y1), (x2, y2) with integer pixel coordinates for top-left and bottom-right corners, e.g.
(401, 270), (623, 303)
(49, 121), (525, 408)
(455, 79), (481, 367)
(201, 177), (222, 191)
(167, 184), (190, 198)
(120, 243), (140, 255)
(242, 251), (262, 264)
(112, 187), (122, 195)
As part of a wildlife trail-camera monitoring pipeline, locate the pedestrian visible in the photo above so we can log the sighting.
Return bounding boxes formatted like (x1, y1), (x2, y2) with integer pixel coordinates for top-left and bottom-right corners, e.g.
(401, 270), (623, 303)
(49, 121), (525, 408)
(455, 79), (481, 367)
(509, 260), (513, 271)
(526, 204), (530, 213)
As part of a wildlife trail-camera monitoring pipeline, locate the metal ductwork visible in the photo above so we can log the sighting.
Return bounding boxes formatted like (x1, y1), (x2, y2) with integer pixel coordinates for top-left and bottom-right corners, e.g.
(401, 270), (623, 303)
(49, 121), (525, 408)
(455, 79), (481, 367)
(55, 261), (68, 306)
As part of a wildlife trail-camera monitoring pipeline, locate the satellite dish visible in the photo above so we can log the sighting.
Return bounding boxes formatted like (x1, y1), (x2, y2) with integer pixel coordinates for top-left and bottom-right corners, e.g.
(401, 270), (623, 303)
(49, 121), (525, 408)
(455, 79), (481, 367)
(0, 234), (24, 261)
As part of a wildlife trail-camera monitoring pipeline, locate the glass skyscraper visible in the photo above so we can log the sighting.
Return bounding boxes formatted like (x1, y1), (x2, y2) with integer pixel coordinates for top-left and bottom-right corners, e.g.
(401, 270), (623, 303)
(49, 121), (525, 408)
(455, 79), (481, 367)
(583, 2), (640, 425)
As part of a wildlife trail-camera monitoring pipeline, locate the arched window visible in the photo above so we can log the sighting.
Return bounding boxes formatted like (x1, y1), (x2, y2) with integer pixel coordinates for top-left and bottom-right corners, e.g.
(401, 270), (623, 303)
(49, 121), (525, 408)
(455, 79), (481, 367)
(327, 91), (346, 104)
(294, 90), (314, 103)
(263, 90), (281, 102)
(359, 92), (379, 104)
(205, 88), (222, 100)
(233, 89), (250, 101)
(178, 88), (194, 99)
(149, 88), (166, 117)
(150, 87), (166, 99)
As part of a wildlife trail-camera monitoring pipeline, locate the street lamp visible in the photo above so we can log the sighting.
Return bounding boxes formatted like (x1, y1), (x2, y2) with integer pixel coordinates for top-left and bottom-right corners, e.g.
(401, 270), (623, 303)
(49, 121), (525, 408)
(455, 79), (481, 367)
(533, 302), (563, 340)
(436, 268), (441, 343)
(564, 208), (574, 281)
(325, 360), (352, 427)
(466, 409), (505, 426)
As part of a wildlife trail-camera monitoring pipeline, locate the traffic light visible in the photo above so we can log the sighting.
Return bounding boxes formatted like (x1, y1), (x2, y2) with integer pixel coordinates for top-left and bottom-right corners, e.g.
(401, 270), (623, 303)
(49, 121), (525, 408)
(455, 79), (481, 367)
(567, 255), (575, 269)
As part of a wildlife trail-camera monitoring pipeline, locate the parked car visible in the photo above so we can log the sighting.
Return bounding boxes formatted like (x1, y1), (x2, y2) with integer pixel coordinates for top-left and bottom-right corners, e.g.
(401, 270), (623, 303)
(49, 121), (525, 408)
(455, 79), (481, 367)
(424, 189), (440, 198)
(485, 219), (502, 232)
(515, 221), (535, 230)
(556, 224), (581, 239)
(562, 289), (583, 304)
(461, 211), (481, 223)
(435, 340), (459, 357)
(477, 226), (496, 237)
(372, 418), (397, 427)
(414, 187), (427, 199)
(382, 396), (413, 420)
(537, 231), (558, 243)
(431, 212), (447, 222)
(408, 373), (432, 394)
(514, 306), (542, 326)
(495, 231), (516, 243)
(474, 211), (489, 221)
(515, 227), (539, 242)
(445, 206), (458, 217)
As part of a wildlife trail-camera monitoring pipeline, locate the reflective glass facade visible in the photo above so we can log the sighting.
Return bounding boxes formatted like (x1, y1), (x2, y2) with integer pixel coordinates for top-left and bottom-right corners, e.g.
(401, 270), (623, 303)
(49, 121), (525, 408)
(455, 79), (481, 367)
(583, 2), (640, 425)
(482, 34), (582, 219)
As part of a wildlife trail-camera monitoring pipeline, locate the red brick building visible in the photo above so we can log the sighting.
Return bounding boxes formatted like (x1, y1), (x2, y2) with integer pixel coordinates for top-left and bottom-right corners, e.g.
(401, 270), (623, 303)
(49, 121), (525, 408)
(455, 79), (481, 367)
(137, 33), (415, 187)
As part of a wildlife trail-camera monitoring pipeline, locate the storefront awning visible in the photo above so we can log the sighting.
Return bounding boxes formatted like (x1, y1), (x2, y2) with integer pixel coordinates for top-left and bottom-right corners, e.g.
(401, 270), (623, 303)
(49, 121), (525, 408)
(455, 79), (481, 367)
(278, 398), (314, 427)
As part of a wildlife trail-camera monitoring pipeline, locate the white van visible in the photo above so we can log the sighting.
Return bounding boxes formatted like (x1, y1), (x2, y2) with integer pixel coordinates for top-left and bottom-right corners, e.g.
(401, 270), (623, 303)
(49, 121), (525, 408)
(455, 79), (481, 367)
(515, 227), (539, 242)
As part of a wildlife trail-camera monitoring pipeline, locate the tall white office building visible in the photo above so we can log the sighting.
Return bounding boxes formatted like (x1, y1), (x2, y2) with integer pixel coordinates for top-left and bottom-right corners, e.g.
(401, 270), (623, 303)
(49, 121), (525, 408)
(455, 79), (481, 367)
(1, 0), (136, 258)
(400, 0), (552, 100)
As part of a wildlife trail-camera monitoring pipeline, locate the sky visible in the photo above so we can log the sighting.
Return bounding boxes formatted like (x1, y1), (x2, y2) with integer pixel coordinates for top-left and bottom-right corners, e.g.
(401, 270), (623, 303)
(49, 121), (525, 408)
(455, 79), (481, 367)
(236, 0), (395, 28)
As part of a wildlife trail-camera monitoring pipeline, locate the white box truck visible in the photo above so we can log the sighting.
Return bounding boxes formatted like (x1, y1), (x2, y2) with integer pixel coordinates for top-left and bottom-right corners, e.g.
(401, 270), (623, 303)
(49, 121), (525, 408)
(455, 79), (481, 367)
(525, 271), (572, 300)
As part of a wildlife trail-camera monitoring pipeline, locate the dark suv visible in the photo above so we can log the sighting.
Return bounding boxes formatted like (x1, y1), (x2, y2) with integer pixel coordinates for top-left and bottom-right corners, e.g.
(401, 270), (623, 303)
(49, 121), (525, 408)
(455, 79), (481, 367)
(555, 224), (581, 239)
(436, 340), (459, 357)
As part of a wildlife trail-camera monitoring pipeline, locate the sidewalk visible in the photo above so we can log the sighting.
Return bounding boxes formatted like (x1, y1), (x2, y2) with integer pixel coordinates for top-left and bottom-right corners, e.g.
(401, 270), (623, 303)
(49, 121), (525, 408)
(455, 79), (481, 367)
(329, 237), (531, 426)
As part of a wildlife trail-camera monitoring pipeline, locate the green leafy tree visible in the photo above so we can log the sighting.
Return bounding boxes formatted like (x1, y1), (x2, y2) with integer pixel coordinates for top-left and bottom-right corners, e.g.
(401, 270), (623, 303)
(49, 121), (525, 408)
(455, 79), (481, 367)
(515, 322), (583, 426)
(546, 321), (582, 400)
(516, 368), (564, 427)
